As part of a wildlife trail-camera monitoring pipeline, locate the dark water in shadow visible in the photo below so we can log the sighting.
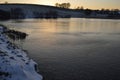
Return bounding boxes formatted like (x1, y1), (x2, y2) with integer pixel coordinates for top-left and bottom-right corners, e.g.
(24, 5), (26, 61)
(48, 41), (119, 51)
(1, 18), (120, 80)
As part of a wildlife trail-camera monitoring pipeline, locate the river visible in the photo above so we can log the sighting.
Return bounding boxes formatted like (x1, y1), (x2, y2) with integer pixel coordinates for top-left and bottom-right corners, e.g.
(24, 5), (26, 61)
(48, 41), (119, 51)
(1, 18), (120, 80)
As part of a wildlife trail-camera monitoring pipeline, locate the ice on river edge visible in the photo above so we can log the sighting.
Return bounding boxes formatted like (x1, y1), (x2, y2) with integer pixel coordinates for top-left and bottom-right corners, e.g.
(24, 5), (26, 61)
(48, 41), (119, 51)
(0, 25), (42, 80)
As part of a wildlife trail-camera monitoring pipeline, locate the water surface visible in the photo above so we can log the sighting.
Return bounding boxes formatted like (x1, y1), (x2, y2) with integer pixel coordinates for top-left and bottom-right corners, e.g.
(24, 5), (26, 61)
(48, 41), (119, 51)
(1, 18), (120, 80)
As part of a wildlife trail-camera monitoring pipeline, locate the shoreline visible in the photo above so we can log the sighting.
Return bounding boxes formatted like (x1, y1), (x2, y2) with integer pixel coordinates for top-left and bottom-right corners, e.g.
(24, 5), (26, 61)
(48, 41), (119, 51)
(0, 24), (42, 80)
(0, 4), (120, 20)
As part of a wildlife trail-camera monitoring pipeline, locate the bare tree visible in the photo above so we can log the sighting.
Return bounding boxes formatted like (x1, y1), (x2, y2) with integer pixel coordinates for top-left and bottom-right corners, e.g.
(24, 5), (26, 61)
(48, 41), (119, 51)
(55, 3), (71, 9)
(55, 3), (59, 7)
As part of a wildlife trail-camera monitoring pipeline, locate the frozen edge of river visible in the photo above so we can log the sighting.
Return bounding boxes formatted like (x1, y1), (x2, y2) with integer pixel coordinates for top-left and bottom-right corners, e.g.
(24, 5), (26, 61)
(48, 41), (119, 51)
(0, 24), (42, 80)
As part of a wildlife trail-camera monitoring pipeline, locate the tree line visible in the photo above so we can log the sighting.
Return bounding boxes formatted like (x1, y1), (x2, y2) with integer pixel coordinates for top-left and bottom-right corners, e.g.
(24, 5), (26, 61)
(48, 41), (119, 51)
(55, 3), (71, 9)
(55, 3), (120, 19)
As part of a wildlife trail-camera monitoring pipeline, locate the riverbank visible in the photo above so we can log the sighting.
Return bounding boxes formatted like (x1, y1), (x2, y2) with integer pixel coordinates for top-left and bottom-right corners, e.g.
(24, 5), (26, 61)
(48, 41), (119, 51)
(0, 24), (42, 80)
(0, 4), (120, 20)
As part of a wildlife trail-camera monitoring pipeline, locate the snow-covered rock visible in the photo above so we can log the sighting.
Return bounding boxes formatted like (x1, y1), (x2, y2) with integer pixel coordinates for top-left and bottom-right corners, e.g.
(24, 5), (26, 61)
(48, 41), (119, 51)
(0, 25), (42, 80)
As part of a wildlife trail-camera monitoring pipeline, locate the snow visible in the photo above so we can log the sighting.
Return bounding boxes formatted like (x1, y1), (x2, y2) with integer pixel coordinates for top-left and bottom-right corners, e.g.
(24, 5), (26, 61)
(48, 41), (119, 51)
(0, 25), (42, 80)
(0, 4), (84, 18)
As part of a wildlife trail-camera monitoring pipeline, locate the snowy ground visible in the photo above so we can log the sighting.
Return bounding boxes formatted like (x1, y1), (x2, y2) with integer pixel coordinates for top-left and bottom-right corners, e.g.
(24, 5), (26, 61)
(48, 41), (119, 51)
(0, 25), (42, 80)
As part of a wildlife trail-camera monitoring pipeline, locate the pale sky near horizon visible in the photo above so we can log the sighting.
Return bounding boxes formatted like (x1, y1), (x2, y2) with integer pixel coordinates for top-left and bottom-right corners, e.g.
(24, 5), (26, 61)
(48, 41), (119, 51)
(0, 0), (120, 9)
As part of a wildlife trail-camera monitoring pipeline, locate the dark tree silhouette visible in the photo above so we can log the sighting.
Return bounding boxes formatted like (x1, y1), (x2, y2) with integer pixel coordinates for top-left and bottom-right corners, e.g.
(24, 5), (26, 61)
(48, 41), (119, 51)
(84, 9), (92, 15)
(55, 3), (71, 9)
(55, 3), (59, 7)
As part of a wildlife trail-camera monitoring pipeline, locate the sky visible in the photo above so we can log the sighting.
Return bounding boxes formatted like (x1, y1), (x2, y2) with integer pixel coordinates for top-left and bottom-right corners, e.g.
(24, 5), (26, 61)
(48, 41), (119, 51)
(0, 0), (120, 9)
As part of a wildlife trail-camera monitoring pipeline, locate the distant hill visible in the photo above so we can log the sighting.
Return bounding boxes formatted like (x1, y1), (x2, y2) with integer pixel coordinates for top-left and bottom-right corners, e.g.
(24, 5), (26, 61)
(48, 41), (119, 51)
(0, 3), (120, 19)
(0, 3), (83, 19)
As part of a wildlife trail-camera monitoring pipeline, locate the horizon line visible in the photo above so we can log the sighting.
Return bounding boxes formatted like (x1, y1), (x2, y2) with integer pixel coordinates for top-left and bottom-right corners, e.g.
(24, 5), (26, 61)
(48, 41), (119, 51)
(0, 3), (120, 10)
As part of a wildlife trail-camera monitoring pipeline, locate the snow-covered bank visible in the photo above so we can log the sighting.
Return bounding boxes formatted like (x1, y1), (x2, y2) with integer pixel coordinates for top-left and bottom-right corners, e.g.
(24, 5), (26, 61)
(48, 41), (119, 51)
(0, 4), (83, 18)
(0, 4), (120, 19)
(0, 25), (42, 80)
